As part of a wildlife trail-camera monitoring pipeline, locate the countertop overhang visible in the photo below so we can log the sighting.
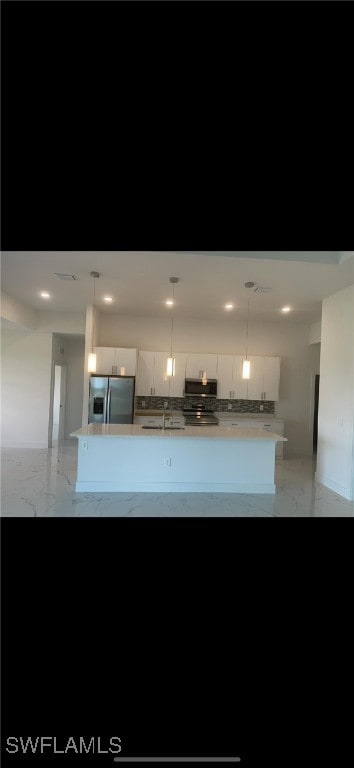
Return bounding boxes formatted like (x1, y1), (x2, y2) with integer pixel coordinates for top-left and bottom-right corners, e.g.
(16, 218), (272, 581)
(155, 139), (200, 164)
(71, 424), (287, 442)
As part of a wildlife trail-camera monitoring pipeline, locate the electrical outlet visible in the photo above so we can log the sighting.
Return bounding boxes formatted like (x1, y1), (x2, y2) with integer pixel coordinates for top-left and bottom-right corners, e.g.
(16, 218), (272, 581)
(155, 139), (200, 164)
(142, 400), (145, 408)
(83, 441), (88, 451)
(228, 403), (232, 410)
(164, 401), (168, 409)
(260, 404), (264, 411)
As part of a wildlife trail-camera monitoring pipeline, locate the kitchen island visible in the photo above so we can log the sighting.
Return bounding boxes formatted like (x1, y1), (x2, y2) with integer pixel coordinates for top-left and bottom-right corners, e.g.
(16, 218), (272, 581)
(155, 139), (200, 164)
(70, 424), (287, 493)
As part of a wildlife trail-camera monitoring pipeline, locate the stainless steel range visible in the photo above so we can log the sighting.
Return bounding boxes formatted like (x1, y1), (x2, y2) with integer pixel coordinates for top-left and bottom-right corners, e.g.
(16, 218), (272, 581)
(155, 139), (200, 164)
(182, 404), (219, 426)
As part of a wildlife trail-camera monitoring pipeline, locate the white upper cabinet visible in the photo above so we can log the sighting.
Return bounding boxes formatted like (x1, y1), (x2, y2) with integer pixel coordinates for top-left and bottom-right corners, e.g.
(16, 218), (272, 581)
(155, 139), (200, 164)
(216, 355), (234, 399)
(168, 352), (187, 397)
(136, 351), (155, 395)
(246, 356), (265, 400)
(185, 353), (218, 379)
(262, 356), (280, 401)
(216, 355), (248, 400)
(115, 347), (138, 376)
(152, 352), (171, 397)
(93, 347), (115, 374)
(136, 351), (170, 397)
(137, 351), (187, 398)
(232, 355), (249, 400)
(247, 356), (280, 401)
(93, 347), (137, 375)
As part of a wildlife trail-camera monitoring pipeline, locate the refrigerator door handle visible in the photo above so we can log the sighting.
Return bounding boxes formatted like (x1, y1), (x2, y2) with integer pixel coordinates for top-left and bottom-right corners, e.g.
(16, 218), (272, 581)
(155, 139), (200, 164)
(106, 387), (111, 423)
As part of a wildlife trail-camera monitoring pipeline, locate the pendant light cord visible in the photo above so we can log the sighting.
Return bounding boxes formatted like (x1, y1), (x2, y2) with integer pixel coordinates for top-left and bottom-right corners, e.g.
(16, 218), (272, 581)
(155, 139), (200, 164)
(245, 297), (249, 359)
(92, 275), (95, 344)
(170, 282), (175, 357)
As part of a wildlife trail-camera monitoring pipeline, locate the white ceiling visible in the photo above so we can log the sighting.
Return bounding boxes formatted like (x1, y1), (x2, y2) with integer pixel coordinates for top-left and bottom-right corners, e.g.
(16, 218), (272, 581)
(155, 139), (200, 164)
(1, 251), (354, 324)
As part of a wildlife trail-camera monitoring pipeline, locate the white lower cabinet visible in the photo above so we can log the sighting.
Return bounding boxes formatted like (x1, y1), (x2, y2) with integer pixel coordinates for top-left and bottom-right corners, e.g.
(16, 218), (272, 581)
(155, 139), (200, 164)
(217, 418), (285, 459)
(134, 415), (185, 427)
(134, 415), (163, 426)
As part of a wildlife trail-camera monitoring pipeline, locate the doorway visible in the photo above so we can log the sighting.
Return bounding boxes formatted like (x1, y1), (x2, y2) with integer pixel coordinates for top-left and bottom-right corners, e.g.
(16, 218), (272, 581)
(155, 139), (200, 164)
(313, 374), (320, 453)
(52, 364), (67, 445)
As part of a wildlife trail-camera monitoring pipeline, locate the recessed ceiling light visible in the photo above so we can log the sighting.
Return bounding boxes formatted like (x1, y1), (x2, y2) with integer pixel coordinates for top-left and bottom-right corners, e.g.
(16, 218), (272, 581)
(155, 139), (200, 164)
(40, 291), (52, 299)
(103, 296), (113, 302)
(225, 303), (234, 310)
(281, 306), (291, 312)
(165, 299), (174, 306)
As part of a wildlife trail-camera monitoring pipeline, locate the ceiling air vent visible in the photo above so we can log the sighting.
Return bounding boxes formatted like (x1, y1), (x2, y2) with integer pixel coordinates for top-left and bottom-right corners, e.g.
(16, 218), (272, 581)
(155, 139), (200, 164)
(253, 285), (272, 293)
(54, 273), (78, 281)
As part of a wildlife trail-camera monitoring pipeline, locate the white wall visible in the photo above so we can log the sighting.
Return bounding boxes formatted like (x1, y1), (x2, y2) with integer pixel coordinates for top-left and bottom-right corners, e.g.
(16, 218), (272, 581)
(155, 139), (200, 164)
(1, 290), (36, 329)
(81, 305), (97, 426)
(1, 327), (53, 448)
(98, 313), (320, 457)
(316, 285), (354, 500)
(52, 334), (85, 438)
(310, 320), (321, 344)
(36, 311), (85, 334)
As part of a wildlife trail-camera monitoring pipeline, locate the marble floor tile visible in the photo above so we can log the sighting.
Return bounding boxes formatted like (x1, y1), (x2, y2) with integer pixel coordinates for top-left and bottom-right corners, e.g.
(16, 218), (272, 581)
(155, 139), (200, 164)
(1, 441), (353, 517)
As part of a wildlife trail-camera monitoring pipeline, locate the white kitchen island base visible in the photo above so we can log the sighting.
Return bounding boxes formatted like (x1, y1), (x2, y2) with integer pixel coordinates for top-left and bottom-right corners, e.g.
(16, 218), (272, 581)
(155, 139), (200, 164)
(71, 424), (287, 494)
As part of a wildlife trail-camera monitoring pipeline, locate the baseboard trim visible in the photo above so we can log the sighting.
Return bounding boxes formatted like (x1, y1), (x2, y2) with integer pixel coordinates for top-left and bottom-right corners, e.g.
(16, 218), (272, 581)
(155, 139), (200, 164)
(1, 441), (48, 449)
(315, 472), (352, 501)
(75, 481), (276, 494)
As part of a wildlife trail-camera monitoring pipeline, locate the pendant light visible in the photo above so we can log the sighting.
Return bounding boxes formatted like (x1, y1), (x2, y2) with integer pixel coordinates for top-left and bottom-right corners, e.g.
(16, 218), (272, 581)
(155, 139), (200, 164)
(166, 277), (179, 377)
(88, 271), (99, 373)
(242, 281), (254, 379)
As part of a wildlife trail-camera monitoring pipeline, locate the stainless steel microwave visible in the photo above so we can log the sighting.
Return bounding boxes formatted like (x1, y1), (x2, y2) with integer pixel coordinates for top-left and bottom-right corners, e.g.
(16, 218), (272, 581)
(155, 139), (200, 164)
(184, 378), (217, 397)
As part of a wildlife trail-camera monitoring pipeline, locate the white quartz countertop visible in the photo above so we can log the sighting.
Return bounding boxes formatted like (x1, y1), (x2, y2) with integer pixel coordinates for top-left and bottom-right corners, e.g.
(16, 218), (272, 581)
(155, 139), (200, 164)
(71, 424), (287, 442)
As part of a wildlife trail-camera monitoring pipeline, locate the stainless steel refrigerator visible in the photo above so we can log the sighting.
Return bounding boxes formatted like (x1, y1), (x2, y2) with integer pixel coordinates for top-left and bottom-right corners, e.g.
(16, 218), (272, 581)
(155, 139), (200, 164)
(88, 375), (135, 424)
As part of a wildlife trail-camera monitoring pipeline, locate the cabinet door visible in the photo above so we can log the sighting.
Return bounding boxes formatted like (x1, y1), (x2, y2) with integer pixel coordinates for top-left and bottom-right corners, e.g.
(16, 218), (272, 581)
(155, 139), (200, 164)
(93, 347), (116, 374)
(153, 352), (171, 397)
(134, 415), (163, 426)
(232, 355), (249, 400)
(168, 353), (187, 397)
(115, 348), (138, 376)
(246, 356), (264, 400)
(216, 355), (234, 399)
(262, 356), (280, 401)
(185, 353), (217, 379)
(136, 351), (155, 396)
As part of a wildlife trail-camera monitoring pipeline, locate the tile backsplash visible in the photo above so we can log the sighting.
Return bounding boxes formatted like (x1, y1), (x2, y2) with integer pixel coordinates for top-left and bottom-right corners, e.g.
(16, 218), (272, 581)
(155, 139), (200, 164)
(136, 396), (275, 413)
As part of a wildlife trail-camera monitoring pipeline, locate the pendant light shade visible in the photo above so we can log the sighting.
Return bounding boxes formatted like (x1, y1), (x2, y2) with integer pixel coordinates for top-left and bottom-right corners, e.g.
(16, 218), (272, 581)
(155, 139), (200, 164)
(242, 359), (250, 379)
(166, 357), (176, 377)
(88, 352), (97, 373)
(88, 271), (99, 373)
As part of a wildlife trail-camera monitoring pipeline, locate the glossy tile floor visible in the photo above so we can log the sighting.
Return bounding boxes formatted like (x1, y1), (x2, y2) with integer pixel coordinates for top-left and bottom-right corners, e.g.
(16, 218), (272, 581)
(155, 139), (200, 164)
(1, 440), (353, 517)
